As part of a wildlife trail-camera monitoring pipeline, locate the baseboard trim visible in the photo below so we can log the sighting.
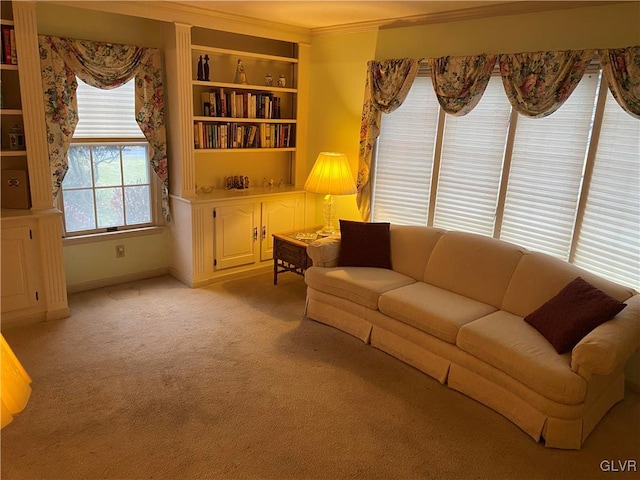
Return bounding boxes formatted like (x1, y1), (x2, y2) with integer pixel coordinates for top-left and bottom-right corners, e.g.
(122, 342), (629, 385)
(66, 267), (170, 293)
(191, 265), (272, 288)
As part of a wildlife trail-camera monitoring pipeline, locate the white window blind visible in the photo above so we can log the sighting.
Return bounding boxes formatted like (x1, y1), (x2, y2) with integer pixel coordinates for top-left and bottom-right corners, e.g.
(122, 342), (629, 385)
(433, 76), (512, 236)
(500, 73), (600, 259)
(372, 76), (439, 225)
(573, 90), (640, 289)
(74, 78), (144, 138)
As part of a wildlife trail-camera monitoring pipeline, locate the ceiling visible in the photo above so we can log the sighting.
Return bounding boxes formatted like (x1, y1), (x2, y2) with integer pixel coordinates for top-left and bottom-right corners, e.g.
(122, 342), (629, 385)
(174, 1), (520, 30)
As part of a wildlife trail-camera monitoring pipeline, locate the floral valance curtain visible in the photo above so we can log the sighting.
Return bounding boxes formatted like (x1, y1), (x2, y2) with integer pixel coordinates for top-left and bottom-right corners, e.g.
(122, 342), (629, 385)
(599, 46), (640, 119)
(356, 58), (420, 221)
(356, 46), (639, 219)
(39, 36), (170, 222)
(499, 50), (594, 118)
(428, 54), (497, 116)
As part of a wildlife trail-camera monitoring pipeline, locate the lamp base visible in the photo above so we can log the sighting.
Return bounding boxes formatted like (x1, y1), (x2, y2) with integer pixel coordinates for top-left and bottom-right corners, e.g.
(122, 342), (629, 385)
(319, 194), (337, 236)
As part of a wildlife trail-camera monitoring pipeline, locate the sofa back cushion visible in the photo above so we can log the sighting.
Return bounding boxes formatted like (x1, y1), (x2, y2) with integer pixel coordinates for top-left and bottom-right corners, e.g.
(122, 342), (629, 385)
(423, 231), (525, 308)
(390, 225), (445, 281)
(501, 251), (635, 317)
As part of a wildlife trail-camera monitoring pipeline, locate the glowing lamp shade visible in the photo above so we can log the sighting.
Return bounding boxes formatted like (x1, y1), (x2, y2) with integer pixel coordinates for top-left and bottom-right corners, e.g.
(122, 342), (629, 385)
(1, 334), (32, 428)
(304, 152), (357, 235)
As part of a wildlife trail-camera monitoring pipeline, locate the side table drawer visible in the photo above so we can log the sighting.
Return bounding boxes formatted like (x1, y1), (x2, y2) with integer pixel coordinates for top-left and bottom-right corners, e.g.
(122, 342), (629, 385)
(275, 239), (310, 267)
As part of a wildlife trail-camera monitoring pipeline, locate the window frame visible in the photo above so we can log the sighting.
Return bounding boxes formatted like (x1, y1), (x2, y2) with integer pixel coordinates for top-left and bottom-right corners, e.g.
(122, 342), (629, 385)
(60, 138), (160, 239)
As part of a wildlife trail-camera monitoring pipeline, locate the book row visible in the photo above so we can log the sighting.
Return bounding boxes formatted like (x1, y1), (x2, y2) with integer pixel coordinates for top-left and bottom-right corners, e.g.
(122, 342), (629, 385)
(1, 26), (17, 65)
(194, 122), (295, 150)
(200, 89), (283, 119)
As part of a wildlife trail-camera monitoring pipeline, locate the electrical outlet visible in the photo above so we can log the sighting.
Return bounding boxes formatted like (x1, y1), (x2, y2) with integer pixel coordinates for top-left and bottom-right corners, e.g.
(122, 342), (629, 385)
(116, 244), (125, 258)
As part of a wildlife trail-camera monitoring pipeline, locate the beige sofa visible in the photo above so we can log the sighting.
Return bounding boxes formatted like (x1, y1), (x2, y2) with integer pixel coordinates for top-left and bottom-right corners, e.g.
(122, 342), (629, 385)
(303, 225), (640, 449)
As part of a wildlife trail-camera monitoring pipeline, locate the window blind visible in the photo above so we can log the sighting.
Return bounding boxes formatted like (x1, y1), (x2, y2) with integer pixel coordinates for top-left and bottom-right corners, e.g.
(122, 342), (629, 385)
(372, 76), (439, 225)
(433, 76), (511, 236)
(573, 90), (640, 289)
(500, 73), (600, 260)
(74, 78), (144, 138)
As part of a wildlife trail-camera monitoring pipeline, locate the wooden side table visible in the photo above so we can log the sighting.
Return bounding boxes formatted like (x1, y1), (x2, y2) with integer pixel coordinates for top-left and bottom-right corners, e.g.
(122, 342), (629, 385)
(272, 226), (323, 285)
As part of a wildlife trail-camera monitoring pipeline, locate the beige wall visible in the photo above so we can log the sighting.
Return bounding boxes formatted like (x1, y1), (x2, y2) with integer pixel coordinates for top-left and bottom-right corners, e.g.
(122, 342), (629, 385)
(63, 232), (170, 292)
(375, 2), (640, 59)
(307, 30), (378, 224)
(37, 3), (170, 290)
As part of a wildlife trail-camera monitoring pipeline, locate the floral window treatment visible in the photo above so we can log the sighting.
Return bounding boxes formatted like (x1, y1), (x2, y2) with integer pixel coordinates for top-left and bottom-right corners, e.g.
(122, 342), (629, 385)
(599, 46), (640, 119)
(356, 58), (420, 221)
(499, 50), (594, 118)
(357, 46), (639, 219)
(39, 36), (170, 222)
(428, 55), (497, 116)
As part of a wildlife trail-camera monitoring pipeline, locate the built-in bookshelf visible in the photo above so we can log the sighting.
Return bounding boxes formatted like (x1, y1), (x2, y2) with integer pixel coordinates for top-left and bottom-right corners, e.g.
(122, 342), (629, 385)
(0, 3), (28, 183)
(190, 46), (298, 155)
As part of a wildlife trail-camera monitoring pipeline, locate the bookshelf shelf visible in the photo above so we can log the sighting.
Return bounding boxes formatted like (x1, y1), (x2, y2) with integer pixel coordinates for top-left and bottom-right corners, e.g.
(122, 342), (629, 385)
(194, 147), (296, 154)
(192, 80), (297, 94)
(1, 149), (27, 157)
(193, 116), (296, 123)
(191, 44), (298, 64)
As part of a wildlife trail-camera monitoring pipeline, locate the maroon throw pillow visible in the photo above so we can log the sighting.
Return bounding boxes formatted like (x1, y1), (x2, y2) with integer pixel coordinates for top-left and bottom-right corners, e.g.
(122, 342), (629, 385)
(524, 277), (626, 354)
(338, 220), (391, 269)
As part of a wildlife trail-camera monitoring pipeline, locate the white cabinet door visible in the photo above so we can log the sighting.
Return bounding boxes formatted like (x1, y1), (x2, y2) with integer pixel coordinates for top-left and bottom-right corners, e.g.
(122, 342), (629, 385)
(213, 203), (257, 270)
(260, 196), (304, 261)
(1, 225), (40, 313)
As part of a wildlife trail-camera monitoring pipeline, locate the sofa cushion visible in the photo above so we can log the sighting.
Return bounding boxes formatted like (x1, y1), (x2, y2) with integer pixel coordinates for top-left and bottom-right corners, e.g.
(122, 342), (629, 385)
(338, 220), (391, 269)
(379, 282), (497, 344)
(457, 311), (588, 405)
(390, 225), (445, 281)
(501, 251), (635, 317)
(524, 277), (627, 354)
(304, 266), (415, 310)
(424, 231), (525, 308)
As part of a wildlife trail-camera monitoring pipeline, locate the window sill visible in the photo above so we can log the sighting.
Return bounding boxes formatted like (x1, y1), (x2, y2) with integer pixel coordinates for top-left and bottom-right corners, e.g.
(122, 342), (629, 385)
(62, 226), (165, 246)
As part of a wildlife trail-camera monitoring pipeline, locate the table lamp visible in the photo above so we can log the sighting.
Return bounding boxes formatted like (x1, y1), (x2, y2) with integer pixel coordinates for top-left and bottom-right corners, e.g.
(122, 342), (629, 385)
(304, 152), (357, 235)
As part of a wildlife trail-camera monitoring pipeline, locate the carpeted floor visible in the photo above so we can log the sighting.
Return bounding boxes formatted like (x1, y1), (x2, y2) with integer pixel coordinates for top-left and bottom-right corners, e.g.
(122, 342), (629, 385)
(1, 272), (639, 480)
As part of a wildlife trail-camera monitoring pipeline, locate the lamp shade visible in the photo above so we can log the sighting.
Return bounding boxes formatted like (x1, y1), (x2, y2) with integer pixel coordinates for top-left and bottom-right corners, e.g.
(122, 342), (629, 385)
(303, 152), (357, 196)
(1, 334), (32, 428)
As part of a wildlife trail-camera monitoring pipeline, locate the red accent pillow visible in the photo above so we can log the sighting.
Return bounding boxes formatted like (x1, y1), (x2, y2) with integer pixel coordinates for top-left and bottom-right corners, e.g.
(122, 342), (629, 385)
(524, 277), (626, 354)
(338, 220), (391, 269)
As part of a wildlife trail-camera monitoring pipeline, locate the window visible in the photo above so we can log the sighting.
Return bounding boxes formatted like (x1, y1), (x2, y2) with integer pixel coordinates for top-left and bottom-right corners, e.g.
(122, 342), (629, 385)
(61, 79), (154, 235)
(372, 68), (640, 290)
(372, 76), (438, 225)
(433, 76), (511, 236)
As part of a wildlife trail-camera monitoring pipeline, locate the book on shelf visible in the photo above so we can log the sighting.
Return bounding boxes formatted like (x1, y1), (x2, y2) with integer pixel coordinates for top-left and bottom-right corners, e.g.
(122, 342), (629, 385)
(199, 88), (283, 120)
(194, 121), (293, 150)
(1, 25), (16, 65)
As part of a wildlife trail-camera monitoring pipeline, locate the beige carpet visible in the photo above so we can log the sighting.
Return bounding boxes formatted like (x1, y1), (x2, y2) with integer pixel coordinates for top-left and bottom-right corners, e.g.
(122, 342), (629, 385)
(1, 272), (639, 480)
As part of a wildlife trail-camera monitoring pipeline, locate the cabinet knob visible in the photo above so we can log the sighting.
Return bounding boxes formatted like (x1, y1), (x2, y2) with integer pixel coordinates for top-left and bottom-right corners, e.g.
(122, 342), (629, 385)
(262, 226), (266, 239)
(253, 227), (258, 241)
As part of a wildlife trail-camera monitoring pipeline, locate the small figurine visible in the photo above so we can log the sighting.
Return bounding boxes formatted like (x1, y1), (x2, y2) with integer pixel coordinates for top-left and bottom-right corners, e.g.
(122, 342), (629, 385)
(262, 177), (268, 188)
(244, 176), (250, 189)
(277, 74), (286, 88)
(226, 176), (233, 190)
(197, 55), (204, 81)
(234, 59), (248, 85)
(203, 54), (210, 81)
(265, 73), (273, 86)
(278, 178), (285, 188)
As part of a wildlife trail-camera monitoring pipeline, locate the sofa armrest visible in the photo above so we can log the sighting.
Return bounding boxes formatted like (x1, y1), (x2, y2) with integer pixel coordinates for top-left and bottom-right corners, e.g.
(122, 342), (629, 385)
(307, 235), (341, 268)
(571, 294), (640, 377)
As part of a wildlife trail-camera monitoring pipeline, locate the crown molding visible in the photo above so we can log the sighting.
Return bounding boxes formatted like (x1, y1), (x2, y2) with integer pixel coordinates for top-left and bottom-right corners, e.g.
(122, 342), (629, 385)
(311, 1), (629, 37)
(47, 1), (312, 44)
